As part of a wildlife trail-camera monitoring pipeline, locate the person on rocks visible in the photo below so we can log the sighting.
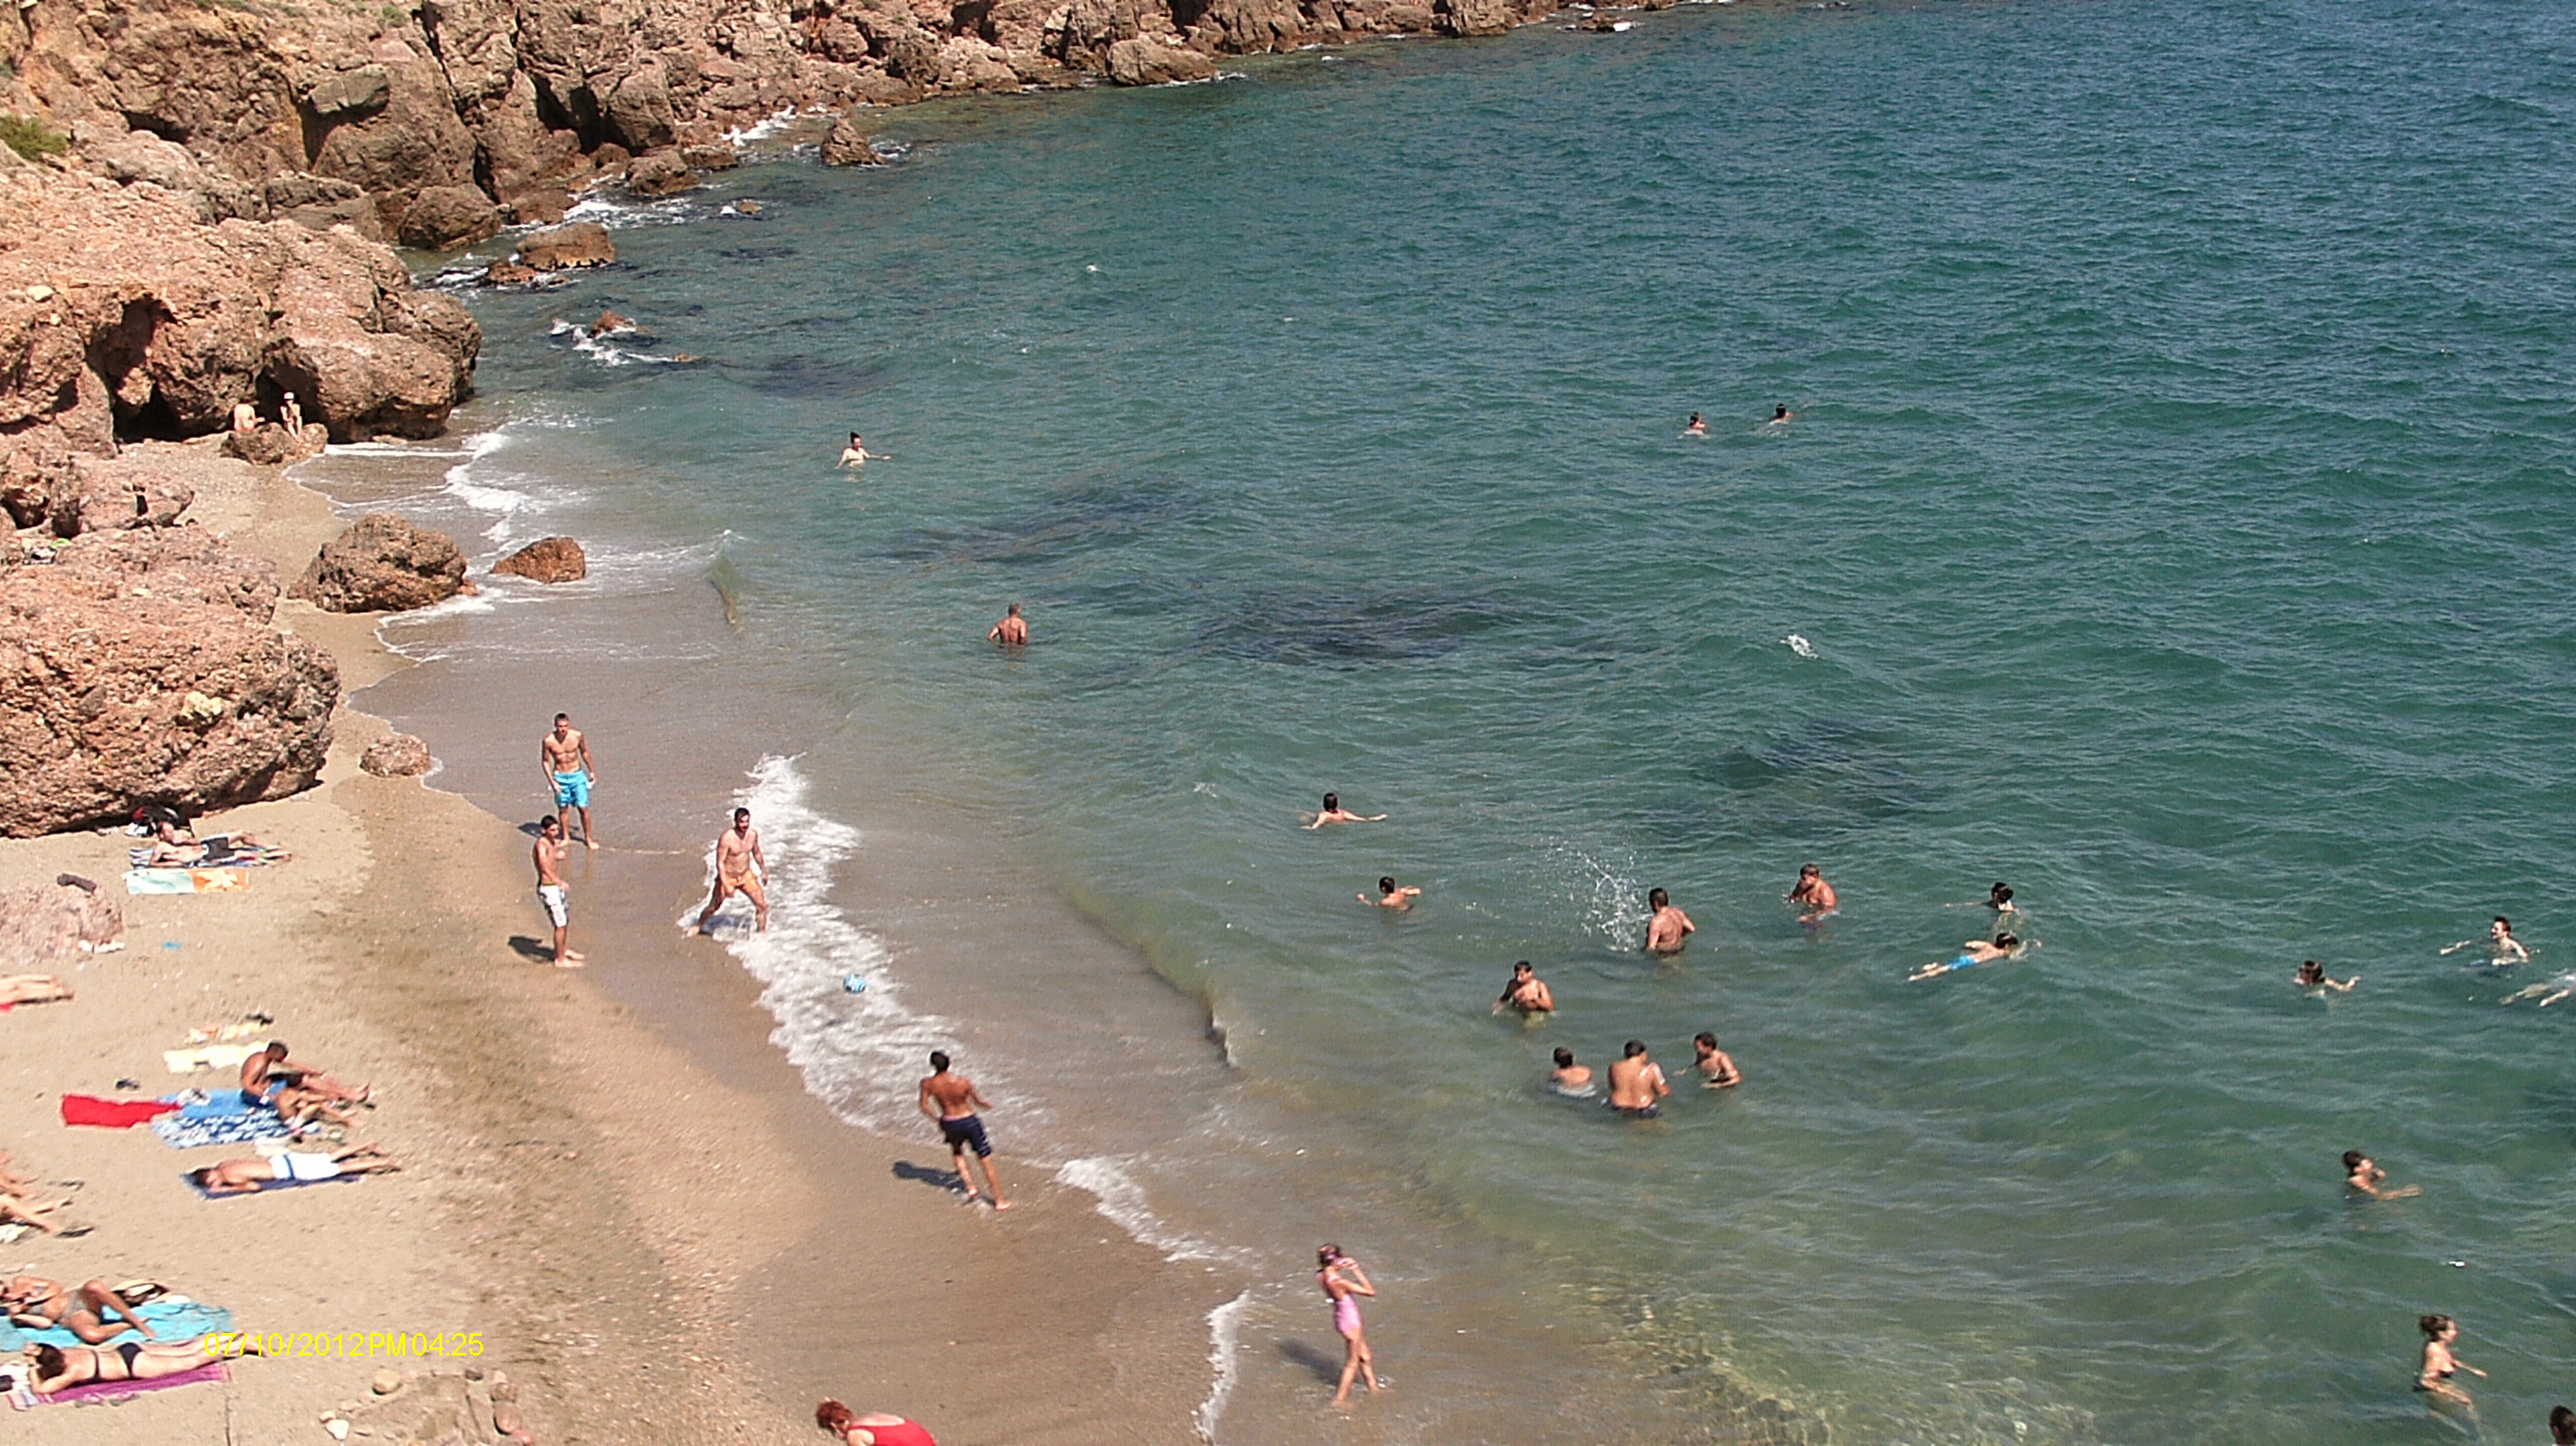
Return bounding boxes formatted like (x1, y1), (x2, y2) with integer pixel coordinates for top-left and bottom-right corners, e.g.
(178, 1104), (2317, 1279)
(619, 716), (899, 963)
(696, 807), (771, 935)
(281, 393), (304, 434)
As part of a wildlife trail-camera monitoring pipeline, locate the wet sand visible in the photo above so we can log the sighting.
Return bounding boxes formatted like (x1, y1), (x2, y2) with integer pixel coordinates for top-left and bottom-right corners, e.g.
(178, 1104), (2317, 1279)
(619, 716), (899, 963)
(0, 441), (1210, 1442)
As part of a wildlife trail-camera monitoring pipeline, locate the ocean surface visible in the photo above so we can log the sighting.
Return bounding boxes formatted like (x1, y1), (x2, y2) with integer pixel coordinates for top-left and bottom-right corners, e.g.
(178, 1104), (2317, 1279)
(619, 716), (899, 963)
(305, 0), (2576, 1439)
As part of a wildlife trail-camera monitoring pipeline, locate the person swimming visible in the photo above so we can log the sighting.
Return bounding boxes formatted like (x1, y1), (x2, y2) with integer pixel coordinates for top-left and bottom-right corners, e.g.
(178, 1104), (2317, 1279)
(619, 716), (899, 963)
(1306, 792), (1387, 829)
(2294, 960), (2357, 993)
(1766, 404), (1793, 425)
(1909, 933), (2026, 981)
(1684, 412), (1707, 436)
(2343, 1149), (2419, 1200)
(1496, 961), (1554, 1015)
(1692, 1032), (1741, 1089)
(1550, 1046), (1595, 1096)
(2415, 1313), (2483, 1409)
(1361, 876), (1421, 910)
(2502, 972), (2576, 1008)
(2442, 916), (2529, 964)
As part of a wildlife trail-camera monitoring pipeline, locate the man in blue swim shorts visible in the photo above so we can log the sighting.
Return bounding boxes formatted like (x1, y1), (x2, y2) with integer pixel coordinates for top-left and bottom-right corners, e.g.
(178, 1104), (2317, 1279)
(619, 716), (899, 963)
(919, 1051), (1009, 1209)
(539, 713), (598, 848)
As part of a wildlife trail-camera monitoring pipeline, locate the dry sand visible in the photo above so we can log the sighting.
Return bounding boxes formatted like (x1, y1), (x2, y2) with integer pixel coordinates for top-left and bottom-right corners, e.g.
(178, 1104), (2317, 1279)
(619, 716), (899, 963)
(1, 441), (1210, 1444)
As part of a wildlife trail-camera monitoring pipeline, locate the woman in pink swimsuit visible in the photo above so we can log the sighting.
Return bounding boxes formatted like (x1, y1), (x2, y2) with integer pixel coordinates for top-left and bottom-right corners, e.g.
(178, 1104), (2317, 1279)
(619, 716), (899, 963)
(1316, 1244), (1382, 1405)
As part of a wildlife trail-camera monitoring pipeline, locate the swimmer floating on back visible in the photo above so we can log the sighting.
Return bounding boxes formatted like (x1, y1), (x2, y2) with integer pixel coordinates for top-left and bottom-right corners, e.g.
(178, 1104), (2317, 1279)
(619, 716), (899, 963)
(2500, 972), (2576, 1008)
(2295, 960), (2358, 993)
(2441, 916), (2529, 964)
(1909, 933), (2027, 981)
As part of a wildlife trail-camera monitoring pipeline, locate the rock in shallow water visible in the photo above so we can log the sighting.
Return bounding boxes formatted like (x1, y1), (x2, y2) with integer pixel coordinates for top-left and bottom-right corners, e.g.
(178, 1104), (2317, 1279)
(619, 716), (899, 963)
(290, 513), (469, 613)
(491, 536), (586, 583)
(515, 222), (614, 270)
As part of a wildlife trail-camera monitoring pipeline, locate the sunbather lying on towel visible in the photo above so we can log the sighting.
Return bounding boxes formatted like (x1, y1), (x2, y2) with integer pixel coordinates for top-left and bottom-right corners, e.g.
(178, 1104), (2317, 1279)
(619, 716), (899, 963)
(191, 1142), (399, 1195)
(0, 974), (73, 1005)
(0, 1277), (156, 1343)
(25, 1334), (262, 1392)
(238, 1041), (370, 1112)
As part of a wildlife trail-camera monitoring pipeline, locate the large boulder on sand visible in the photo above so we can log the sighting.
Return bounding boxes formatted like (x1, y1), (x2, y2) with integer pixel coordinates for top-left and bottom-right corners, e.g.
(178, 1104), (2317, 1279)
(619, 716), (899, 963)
(0, 527), (339, 837)
(1104, 38), (1215, 85)
(46, 455), (195, 539)
(515, 222), (615, 270)
(0, 878), (124, 965)
(491, 536), (586, 582)
(290, 513), (468, 612)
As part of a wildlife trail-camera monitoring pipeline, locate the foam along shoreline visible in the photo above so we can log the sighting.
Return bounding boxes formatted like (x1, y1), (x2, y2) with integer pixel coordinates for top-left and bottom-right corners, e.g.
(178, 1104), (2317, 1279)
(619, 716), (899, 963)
(270, 429), (1230, 1442)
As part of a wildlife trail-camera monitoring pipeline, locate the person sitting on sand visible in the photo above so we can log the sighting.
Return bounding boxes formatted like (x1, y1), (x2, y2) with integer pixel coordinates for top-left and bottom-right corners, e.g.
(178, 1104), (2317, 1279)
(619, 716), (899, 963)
(1306, 792), (1385, 829)
(1495, 960), (1553, 1015)
(2443, 916), (2529, 964)
(1693, 1032), (1741, 1089)
(26, 1334), (264, 1394)
(0, 975), (73, 1005)
(1550, 1047), (1594, 1096)
(2343, 1150), (2419, 1201)
(987, 603), (1028, 645)
(0, 1277), (155, 1344)
(239, 1042), (370, 1110)
(817, 1400), (936, 1445)
(1362, 876), (1420, 911)
(190, 1142), (399, 1196)
(2416, 1313), (2483, 1409)
(2295, 960), (2357, 993)
(1909, 933), (2027, 981)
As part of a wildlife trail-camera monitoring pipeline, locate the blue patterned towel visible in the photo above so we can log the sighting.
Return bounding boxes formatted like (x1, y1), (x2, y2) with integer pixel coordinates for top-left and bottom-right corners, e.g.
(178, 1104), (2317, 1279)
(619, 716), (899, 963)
(150, 1110), (290, 1150)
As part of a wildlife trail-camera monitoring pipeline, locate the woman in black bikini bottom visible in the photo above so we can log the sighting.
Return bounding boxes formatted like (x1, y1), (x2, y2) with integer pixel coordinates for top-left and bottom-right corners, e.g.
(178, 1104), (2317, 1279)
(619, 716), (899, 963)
(28, 1336), (261, 1394)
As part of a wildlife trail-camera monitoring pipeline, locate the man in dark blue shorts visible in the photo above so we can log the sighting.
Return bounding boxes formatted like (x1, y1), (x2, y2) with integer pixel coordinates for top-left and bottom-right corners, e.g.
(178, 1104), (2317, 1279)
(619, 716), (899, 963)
(919, 1051), (1009, 1209)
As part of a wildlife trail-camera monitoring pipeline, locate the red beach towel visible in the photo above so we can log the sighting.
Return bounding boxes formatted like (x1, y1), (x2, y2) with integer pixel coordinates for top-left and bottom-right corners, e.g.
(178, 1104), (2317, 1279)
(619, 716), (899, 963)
(59, 1094), (180, 1128)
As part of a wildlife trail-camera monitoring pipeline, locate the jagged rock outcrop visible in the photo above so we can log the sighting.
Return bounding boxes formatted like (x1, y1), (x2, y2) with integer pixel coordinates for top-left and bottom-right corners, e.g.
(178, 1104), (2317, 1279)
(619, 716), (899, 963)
(515, 222), (616, 270)
(360, 733), (434, 777)
(0, 526), (339, 837)
(0, 878), (124, 965)
(397, 183), (506, 250)
(625, 148), (698, 196)
(5, 0), (1558, 269)
(222, 423), (330, 467)
(820, 114), (878, 167)
(492, 535), (586, 582)
(0, 167), (480, 502)
(290, 513), (470, 613)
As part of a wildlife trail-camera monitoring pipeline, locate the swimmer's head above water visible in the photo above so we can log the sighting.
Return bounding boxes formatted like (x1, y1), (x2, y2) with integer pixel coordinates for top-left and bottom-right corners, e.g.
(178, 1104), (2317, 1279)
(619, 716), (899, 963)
(1554, 1047), (1575, 1068)
(1380, 877), (1397, 895)
(1989, 882), (2012, 907)
(1322, 792), (1338, 812)
(1647, 888), (1669, 910)
(1623, 1040), (1648, 1059)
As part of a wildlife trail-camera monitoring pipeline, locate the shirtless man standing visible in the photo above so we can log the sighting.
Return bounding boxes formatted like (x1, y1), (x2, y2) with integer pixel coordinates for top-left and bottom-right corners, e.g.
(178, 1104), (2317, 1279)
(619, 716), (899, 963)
(919, 1051), (1008, 1209)
(696, 807), (771, 935)
(988, 603), (1028, 645)
(539, 714), (597, 847)
(533, 816), (581, 966)
(1607, 1041), (1669, 1118)
(1496, 960), (1554, 1015)
(1644, 888), (1694, 955)
(1788, 864), (1837, 924)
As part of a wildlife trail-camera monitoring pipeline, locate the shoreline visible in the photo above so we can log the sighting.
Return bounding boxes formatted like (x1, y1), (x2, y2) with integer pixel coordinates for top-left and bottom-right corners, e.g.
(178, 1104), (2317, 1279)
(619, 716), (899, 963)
(2, 438), (1219, 1442)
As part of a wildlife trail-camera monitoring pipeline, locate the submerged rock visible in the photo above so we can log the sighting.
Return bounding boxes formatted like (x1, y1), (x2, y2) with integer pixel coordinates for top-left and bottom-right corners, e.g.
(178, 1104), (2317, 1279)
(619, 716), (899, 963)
(491, 536), (588, 583)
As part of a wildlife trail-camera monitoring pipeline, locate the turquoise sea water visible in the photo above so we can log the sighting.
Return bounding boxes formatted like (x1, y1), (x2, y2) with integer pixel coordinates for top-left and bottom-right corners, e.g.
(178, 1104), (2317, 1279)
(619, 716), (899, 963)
(381, 0), (2576, 1439)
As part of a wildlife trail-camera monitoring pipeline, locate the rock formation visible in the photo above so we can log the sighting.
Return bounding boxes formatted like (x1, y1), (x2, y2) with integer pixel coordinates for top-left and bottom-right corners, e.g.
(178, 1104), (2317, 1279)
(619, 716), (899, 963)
(0, 525), (340, 837)
(492, 535), (587, 582)
(0, 876), (124, 965)
(0, 0), (1558, 277)
(290, 513), (470, 613)
(0, 166), (480, 506)
(360, 733), (435, 777)
(820, 114), (879, 167)
(515, 222), (617, 271)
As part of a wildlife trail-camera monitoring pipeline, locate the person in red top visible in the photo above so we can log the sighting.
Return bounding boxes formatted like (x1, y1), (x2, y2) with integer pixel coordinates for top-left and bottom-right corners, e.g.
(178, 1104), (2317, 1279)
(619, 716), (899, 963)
(817, 1401), (935, 1445)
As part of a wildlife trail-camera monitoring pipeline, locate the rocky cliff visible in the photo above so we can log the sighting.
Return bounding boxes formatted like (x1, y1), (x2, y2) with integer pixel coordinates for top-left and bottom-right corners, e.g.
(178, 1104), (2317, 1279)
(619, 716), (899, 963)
(2, 0), (1558, 243)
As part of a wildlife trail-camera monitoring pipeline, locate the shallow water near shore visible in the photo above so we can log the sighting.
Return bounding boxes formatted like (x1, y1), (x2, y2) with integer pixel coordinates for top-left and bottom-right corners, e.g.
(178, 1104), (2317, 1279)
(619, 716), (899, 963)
(318, 0), (2576, 1438)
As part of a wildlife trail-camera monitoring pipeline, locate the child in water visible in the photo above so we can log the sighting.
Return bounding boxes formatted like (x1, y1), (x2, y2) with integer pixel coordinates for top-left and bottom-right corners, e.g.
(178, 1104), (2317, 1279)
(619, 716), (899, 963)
(1909, 934), (2027, 981)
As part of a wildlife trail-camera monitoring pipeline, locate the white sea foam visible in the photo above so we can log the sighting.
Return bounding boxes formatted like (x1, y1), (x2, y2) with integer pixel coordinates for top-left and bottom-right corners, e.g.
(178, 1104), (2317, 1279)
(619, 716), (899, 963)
(1784, 633), (1818, 659)
(1195, 1289), (1253, 1443)
(548, 317), (684, 370)
(726, 106), (811, 144)
(561, 193), (697, 229)
(692, 757), (984, 1136)
(1054, 1157), (1249, 1265)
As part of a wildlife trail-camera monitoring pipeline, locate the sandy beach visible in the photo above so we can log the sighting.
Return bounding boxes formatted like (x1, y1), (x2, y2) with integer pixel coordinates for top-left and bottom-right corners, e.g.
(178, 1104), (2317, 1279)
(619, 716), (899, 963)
(1, 442), (1212, 1444)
